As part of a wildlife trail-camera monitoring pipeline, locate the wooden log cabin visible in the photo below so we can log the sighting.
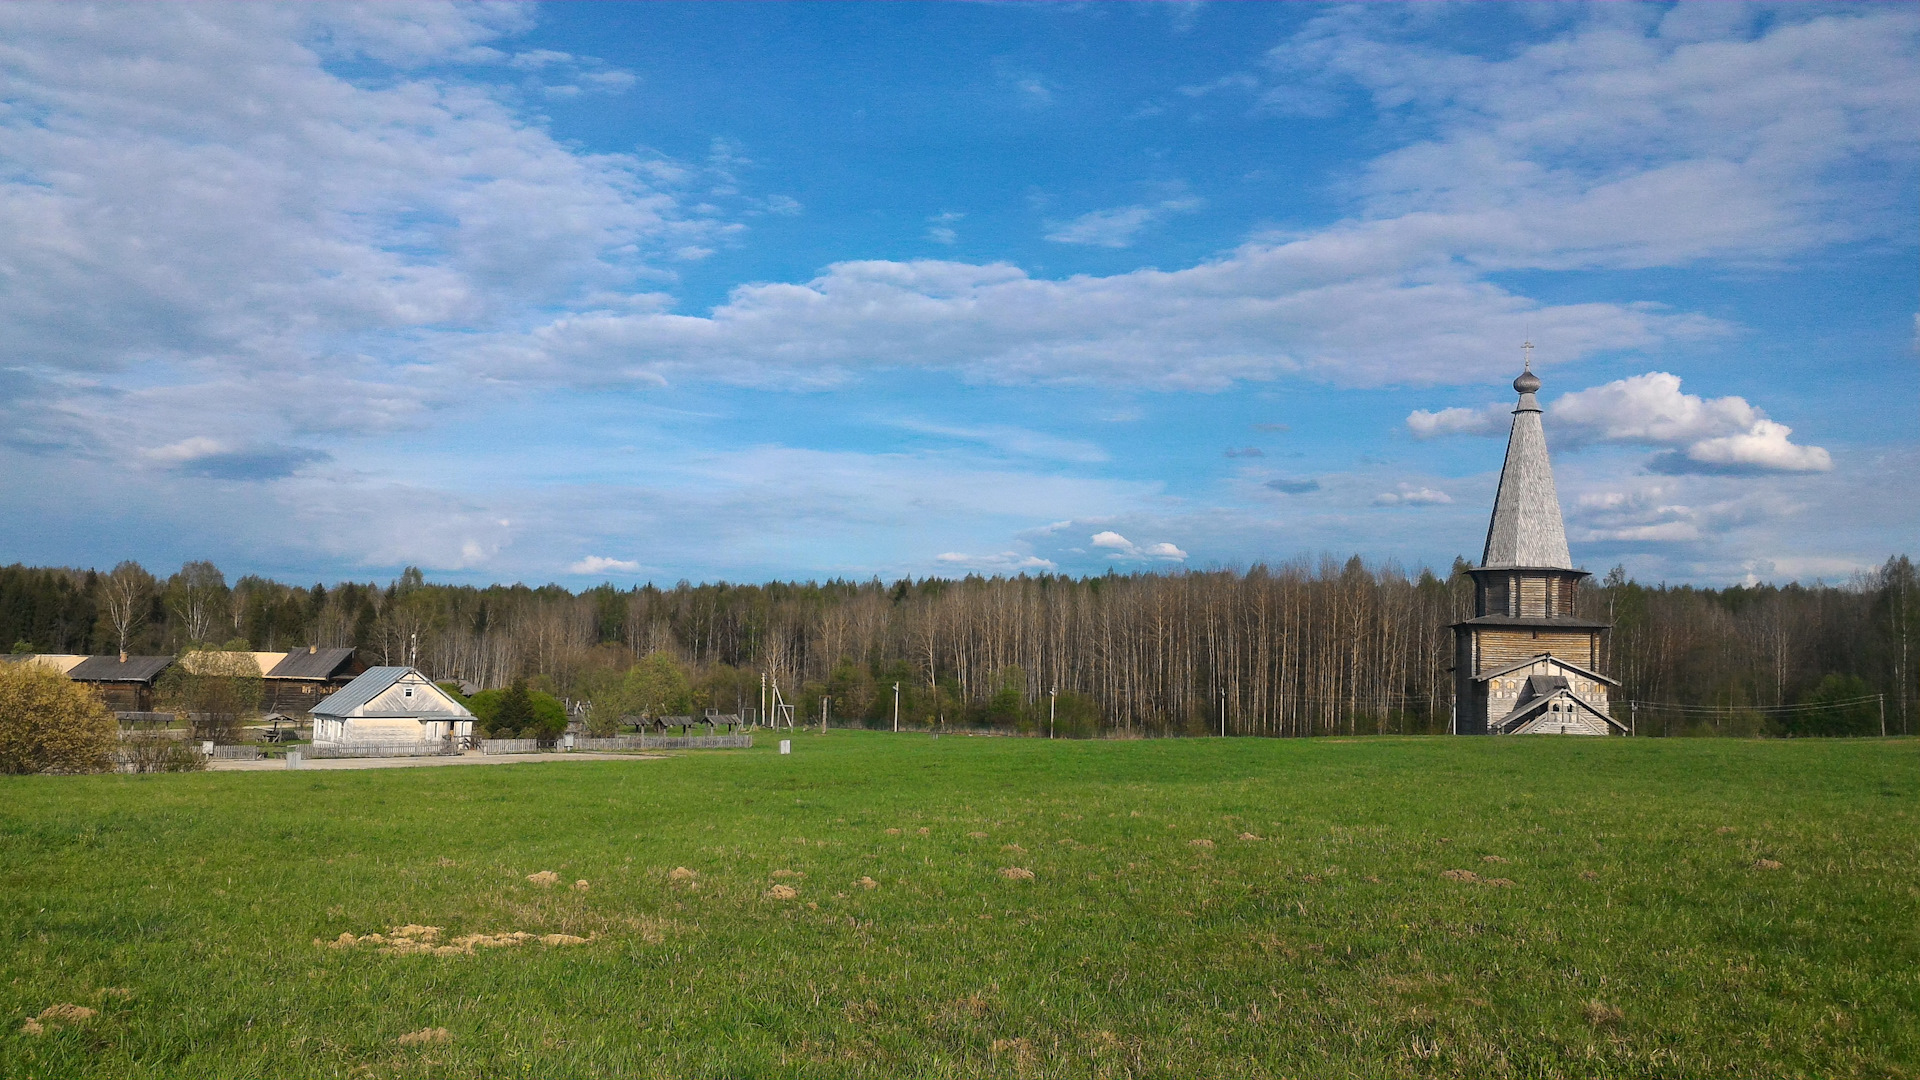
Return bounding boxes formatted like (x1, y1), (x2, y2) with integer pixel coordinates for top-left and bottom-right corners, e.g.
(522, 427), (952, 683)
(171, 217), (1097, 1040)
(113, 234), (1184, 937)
(64, 653), (176, 712)
(1451, 353), (1625, 736)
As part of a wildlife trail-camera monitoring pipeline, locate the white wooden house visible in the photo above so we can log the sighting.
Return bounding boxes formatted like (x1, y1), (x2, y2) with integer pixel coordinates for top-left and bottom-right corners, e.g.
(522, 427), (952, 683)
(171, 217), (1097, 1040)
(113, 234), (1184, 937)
(310, 667), (475, 747)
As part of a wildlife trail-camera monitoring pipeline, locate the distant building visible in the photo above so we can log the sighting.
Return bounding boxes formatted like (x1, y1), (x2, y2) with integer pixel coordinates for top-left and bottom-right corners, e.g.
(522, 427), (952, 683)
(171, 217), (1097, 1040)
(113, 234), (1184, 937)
(310, 666), (475, 747)
(1452, 357), (1625, 736)
(63, 653), (176, 712)
(262, 646), (366, 713)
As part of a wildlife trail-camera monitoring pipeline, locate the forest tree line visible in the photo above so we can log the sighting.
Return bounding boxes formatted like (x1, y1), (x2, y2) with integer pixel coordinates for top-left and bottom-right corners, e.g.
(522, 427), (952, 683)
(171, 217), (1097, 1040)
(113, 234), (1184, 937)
(1, 554), (1914, 738)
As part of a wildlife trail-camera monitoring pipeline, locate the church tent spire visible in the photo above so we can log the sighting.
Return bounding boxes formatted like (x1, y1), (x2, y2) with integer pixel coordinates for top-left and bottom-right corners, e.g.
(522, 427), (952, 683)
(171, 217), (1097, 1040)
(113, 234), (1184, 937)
(1480, 344), (1573, 569)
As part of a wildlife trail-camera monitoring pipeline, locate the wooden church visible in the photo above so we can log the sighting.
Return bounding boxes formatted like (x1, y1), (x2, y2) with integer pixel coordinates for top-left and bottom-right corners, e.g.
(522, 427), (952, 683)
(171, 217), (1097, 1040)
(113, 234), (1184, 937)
(1452, 353), (1626, 736)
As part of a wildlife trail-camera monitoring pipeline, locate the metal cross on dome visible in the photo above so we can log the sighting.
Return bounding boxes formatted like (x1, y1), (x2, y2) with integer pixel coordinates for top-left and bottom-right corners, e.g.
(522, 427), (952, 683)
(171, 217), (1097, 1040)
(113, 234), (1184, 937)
(1521, 340), (1534, 372)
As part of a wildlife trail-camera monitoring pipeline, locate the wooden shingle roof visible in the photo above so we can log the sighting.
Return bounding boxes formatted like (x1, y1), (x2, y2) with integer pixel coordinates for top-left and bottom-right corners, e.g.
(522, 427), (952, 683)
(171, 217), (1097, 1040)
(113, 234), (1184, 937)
(67, 655), (174, 683)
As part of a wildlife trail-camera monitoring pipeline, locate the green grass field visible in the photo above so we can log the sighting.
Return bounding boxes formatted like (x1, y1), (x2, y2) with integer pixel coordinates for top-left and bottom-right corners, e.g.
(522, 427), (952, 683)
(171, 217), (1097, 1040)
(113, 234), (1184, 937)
(2, 733), (1915, 1079)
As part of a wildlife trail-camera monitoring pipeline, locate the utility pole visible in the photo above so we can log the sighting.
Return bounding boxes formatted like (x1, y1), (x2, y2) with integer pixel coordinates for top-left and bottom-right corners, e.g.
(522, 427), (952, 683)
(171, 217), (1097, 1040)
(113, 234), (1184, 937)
(1219, 687), (1227, 737)
(892, 683), (900, 733)
(1049, 687), (1056, 740)
(1880, 693), (1887, 738)
(1630, 700), (1637, 737)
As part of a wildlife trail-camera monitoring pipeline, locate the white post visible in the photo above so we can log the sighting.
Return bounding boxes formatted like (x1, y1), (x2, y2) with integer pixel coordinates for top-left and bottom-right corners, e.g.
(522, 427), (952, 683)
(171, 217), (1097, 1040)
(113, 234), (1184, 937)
(893, 682), (900, 733)
(1049, 687), (1056, 739)
(779, 739), (791, 755)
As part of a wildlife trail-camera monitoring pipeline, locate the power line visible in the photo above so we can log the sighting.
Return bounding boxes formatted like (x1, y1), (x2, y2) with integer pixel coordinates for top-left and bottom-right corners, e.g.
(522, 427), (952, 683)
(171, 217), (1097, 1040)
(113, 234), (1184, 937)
(1624, 695), (1881, 714)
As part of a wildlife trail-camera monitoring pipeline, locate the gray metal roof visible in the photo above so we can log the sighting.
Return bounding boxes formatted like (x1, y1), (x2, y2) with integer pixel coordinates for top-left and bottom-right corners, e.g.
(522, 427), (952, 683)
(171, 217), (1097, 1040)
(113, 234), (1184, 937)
(311, 666), (411, 717)
(1480, 370), (1574, 570)
(312, 667), (474, 719)
(67, 655), (175, 682)
(266, 647), (360, 680)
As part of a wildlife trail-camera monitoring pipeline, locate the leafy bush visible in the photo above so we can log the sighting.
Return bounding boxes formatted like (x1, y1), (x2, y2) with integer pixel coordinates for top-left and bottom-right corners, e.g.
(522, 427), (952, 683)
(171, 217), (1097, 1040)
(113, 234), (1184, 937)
(470, 679), (566, 742)
(160, 648), (263, 743)
(0, 661), (117, 774)
(120, 732), (205, 773)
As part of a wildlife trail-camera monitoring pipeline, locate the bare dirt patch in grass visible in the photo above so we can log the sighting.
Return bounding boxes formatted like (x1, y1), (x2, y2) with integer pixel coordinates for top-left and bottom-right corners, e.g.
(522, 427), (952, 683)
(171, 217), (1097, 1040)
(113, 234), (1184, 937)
(526, 870), (560, 887)
(668, 866), (697, 882)
(766, 884), (799, 900)
(856, 876), (879, 890)
(21, 1003), (97, 1035)
(1000, 867), (1034, 880)
(322, 926), (589, 956)
(1189, 839), (1214, 849)
(772, 869), (804, 879)
(1754, 859), (1783, 871)
(968, 831), (988, 839)
(396, 1027), (451, 1046)
(1481, 855), (1509, 864)
(1239, 832), (1263, 841)
(572, 879), (590, 891)
(1583, 1000), (1625, 1027)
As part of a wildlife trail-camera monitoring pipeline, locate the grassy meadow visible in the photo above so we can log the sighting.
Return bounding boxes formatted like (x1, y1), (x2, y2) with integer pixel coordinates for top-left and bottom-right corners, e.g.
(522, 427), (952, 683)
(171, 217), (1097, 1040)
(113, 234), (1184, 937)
(1, 732), (1915, 1079)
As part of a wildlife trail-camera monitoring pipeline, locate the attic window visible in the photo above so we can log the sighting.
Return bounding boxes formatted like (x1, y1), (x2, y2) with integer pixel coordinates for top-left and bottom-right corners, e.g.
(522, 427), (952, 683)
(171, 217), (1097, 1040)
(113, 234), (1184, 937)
(404, 687), (413, 698)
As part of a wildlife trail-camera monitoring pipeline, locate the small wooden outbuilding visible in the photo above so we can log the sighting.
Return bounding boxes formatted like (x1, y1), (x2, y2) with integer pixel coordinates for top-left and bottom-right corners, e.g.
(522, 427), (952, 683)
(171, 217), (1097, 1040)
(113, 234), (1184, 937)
(262, 646), (366, 713)
(63, 654), (176, 712)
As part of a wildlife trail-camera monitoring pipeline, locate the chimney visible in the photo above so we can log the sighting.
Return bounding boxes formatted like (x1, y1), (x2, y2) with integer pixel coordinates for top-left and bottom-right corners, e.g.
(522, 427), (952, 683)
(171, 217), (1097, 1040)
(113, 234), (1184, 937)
(119, 650), (127, 663)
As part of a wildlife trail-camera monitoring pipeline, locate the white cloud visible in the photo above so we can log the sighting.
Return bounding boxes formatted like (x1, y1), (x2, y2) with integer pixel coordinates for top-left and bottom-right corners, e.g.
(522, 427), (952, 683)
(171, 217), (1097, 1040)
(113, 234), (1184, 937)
(569, 555), (641, 575)
(1043, 196), (1203, 248)
(1407, 403), (1508, 439)
(143, 437), (230, 465)
(1265, 7), (1920, 270)
(887, 420), (1108, 463)
(934, 551), (1055, 572)
(1408, 372), (1831, 475)
(926, 211), (963, 245)
(1373, 484), (1452, 507)
(1553, 372), (1831, 473)
(484, 255), (1714, 392)
(0, 3), (740, 465)
(1087, 531), (1187, 562)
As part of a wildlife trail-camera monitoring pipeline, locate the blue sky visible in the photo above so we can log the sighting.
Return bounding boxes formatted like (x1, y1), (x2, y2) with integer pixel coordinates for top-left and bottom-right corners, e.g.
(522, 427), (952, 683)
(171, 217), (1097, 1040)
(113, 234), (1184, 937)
(1, 3), (1914, 588)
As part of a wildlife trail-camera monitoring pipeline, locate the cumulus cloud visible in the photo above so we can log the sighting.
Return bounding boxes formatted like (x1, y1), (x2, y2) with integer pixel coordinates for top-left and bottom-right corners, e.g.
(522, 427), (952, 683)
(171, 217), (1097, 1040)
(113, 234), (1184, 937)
(1088, 531), (1188, 562)
(1551, 373), (1831, 474)
(1407, 403), (1509, 439)
(569, 555), (641, 575)
(1408, 372), (1831, 475)
(1373, 484), (1452, 507)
